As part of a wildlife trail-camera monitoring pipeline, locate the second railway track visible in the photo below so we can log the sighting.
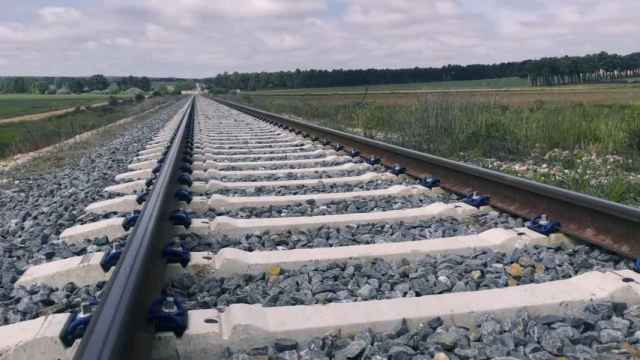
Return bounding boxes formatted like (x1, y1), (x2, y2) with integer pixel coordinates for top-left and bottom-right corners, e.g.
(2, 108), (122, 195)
(1, 95), (640, 359)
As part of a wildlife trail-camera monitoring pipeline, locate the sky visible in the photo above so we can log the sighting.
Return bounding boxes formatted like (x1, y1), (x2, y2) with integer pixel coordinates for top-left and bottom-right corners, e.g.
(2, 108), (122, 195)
(0, 0), (639, 78)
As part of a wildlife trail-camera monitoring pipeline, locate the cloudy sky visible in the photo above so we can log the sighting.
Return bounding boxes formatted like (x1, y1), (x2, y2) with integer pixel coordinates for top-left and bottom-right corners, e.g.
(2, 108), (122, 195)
(1, 0), (639, 78)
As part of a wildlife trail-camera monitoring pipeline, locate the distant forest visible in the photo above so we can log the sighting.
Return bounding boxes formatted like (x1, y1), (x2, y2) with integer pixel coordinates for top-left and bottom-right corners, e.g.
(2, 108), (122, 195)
(0, 76), (194, 95)
(205, 51), (640, 91)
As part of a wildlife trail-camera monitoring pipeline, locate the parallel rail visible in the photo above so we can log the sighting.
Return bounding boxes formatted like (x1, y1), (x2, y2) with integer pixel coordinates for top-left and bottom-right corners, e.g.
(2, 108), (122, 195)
(4, 94), (636, 359)
(74, 97), (195, 360)
(215, 97), (640, 258)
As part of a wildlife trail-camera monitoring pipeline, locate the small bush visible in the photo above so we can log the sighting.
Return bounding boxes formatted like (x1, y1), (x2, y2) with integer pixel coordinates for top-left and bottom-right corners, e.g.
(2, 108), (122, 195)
(134, 93), (145, 102)
(232, 94), (640, 205)
(626, 126), (640, 152)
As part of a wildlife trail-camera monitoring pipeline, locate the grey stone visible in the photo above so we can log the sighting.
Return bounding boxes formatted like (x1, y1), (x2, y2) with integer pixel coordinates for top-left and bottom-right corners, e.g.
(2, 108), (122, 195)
(387, 345), (415, 360)
(598, 329), (625, 343)
(357, 284), (376, 300)
(276, 350), (299, 360)
(274, 338), (298, 352)
(334, 340), (367, 360)
(540, 330), (563, 355)
(430, 329), (458, 350)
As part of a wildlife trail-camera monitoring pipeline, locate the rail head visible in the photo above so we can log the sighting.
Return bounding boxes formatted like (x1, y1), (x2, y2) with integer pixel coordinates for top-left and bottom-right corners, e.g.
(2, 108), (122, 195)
(73, 96), (195, 360)
(214, 97), (640, 258)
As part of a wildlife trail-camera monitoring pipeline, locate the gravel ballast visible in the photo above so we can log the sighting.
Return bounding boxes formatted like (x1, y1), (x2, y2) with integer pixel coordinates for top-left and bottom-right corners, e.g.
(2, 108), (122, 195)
(195, 146), (319, 156)
(215, 167), (371, 182)
(225, 301), (640, 359)
(179, 210), (521, 253)
(203, 171), (411, 197)
(201, 152), (327, 163)
(170, 243), (630, 310)
(203, 193), (455, 219)
(0, 98), (186, 325)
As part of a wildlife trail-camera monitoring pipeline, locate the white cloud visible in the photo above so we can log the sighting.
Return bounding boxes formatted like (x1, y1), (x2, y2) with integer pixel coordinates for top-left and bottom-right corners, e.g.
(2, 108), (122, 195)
(0, 0), (639, 77)
(258, 32), (305, 50)
(38, 6), (83, 24)
(114, 37), (133, 47)
(85, 40), (99, 49)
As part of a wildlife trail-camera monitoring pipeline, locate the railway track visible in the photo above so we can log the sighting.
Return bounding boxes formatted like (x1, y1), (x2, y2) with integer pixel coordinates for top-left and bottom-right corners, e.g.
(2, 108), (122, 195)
(1, 95), (640, 359)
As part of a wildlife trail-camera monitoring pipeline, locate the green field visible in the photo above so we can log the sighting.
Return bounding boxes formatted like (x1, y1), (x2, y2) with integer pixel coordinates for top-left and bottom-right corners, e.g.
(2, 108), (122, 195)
(231, 91), (640, 206)
(0, 97), (169, 159)
(247, 77), (532, 95)
(245, 77), (640, 99)
(0, 94), (110, 120)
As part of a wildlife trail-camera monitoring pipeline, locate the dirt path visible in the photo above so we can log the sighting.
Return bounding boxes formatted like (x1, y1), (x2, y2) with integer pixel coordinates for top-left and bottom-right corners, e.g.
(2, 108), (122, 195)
(0, 102), (108, 125)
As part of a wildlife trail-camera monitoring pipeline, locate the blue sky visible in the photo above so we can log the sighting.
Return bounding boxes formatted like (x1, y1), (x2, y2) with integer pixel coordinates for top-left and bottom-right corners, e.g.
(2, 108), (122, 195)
(0, 0), (639, 77)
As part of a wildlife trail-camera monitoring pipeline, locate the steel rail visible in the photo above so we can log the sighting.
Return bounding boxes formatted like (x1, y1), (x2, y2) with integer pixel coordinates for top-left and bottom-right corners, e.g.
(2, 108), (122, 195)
(73, 96), (195, 360)
(215, 97), (640, 258)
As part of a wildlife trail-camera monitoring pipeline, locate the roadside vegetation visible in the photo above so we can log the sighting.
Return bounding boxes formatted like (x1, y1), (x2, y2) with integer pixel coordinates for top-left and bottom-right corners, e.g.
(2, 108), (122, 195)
(0, 96), (173, 159)
(0, 94), (110, 120)
(246, 77), (529, 95)
(231, 92), (640, 206)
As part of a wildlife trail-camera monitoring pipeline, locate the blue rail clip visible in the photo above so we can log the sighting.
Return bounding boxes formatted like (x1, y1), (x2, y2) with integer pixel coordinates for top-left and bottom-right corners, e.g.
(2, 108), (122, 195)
(420, 177), (441, 189)
(390, 164), (406, 176)
(366, 156), (381, 165)
(145, 176), (156, 188)
(170, 210), (192, 228)
(463, 192), (490, 208)
(526, 214), (560, 235)
(122, 210), (141, 231)
(163, 242), (191, 268)
(349, 149), (361, 158)
(100, 244), (123, 272)
(177, 173), (193, 187)
(148, 296), (188, 337)
(59, 301), (94, 347)
(136, 191), (148, 205)
(175, 189), (193, 204)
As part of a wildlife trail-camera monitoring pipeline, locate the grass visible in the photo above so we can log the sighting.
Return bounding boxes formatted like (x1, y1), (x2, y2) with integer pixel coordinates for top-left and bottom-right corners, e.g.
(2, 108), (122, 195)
(231, 93), (640, 206)
(247, 77), (530, 95)
(0, 97), (170, 159)
(242, 85), (640, 108)
(246, 77), (640, 96)
(0, 94), (111, 120)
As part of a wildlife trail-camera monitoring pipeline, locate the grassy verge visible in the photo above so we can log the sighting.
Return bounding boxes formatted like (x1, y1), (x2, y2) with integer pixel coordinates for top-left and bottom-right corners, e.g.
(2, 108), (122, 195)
(247, 77), (529, 95)
(0, 94), (112, 120)
(0, 97), (173, 159)
(231, 94), (640, 206)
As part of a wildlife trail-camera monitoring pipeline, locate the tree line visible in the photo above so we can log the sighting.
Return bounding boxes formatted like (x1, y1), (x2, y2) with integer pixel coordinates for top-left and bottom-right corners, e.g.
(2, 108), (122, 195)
(0, 75), (161, 94)
(205, 51), (640, 91)
(527, 52), (640, 86)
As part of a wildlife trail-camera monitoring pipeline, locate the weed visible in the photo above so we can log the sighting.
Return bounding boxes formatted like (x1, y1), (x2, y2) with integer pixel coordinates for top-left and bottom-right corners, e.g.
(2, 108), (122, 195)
(233, 94), (640, 206)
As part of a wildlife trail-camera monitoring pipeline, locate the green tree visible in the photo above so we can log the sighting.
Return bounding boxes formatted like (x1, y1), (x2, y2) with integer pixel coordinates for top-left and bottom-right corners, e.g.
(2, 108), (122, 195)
(12, 77), (27, 93)
(69, 79), (85, 93)
(87, 74), (110, 91)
